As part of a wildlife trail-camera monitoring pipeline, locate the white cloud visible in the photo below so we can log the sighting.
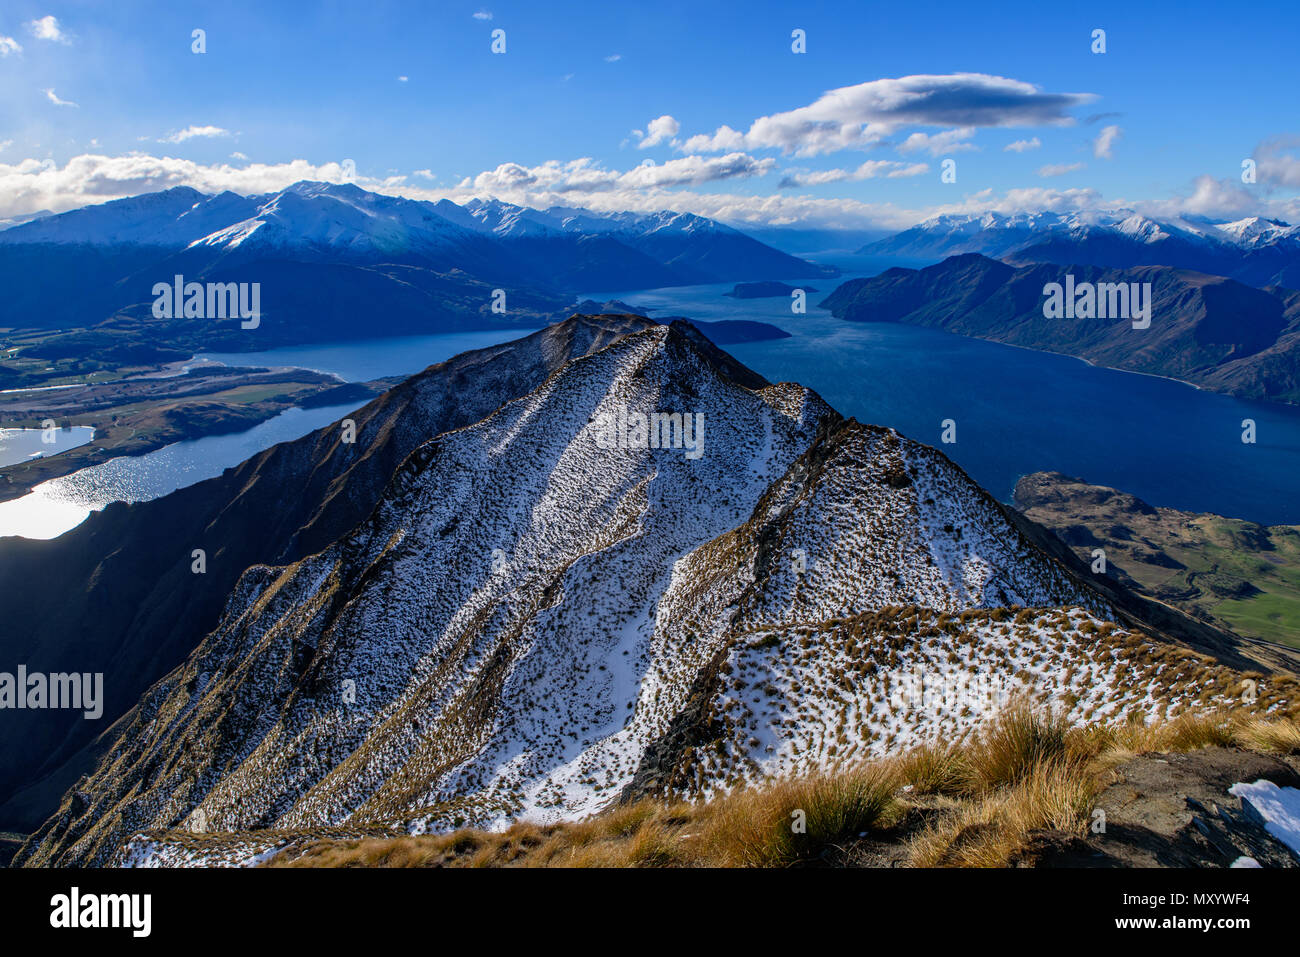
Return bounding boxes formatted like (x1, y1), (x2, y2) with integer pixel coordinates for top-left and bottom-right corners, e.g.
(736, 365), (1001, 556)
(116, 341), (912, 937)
(0, 149), (774, 220)
(896, 127), (977, 157)
(886, 165), (931, 178)
(1253, 136), (1300, 188)
(1004, 137), (1041, 153)
(604, 54), (621, 62)
(413, 169), (435, 179)
(0, 140), (11, 153)
(44, 88), (77, 108)
(678, 73), (1095, 157)
(461, 158), (612, 194)
(0, 35), (21, 56)
(397, 75), (409, 83)
(27, 16), (69, 44)
(230, 151), (248, 160)
(680, 125), (746, 153)
(159, 125), (232, 144)
(634, 115), (680, 149)
(619, 153), (775, 188)
(1136, 174), (1264, 220)
(929, 186), (1102, 218)
(779, 160), (928, 187)
(0, 147), (1022, 229)
(1093, 124), (1121, 159)
(461, 153), (775, 194)
(0, 149), (1086, 231)
(0, 153), (366, 218)
(473, 10), (493, 19)
(1038, 162), (1085, 177)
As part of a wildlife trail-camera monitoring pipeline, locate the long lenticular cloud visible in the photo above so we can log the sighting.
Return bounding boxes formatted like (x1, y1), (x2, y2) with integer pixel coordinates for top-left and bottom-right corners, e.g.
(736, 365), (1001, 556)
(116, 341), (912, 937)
(676, 73), (1098, 157)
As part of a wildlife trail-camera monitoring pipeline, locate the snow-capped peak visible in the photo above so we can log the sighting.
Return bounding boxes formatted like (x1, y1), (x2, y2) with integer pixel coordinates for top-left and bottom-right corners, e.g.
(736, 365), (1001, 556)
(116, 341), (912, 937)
(0, 186), (225, 246)
(1114, 213), (1172, 243)
(1214, 216), (1298, 248)
(186, 181), (475, 252)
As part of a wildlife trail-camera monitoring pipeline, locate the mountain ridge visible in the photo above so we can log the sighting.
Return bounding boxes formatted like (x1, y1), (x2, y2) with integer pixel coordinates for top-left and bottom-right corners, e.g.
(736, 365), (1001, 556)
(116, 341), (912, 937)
(14, 317), (1295, 867)
(0, 315), (662, 833)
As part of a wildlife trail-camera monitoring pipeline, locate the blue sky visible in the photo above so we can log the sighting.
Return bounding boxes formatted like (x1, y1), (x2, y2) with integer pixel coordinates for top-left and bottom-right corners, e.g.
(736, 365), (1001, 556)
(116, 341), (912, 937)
(1, 0), (1298, 228)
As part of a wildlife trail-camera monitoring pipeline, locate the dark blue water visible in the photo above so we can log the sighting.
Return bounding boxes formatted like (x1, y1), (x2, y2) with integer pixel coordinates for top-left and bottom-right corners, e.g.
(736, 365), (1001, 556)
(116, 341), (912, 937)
(594, 277), (1300, 526)
(197, 327), (543, 382)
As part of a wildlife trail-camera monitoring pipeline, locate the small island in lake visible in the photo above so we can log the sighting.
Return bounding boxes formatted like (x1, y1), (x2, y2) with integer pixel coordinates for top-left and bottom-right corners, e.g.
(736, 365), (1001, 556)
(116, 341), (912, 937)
(724, 281), (819, 299)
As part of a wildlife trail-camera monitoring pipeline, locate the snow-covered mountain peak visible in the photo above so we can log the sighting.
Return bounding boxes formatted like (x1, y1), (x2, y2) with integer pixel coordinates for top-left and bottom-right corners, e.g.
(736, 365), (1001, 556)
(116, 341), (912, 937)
(1215, 215), (1298, 247)
(185, 182), (477, 252)
(866, 206), (1300, 287)
(0, 185), (218, 246)
(1114, 213), (1172, 243)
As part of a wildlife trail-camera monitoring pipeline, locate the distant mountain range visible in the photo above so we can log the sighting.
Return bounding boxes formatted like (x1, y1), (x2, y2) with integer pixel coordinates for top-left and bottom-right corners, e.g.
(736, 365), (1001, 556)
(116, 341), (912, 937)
(862, 211), (1300, 289)
(10, 315), (1289, 867)
(0, 182), (833, 341)
(822, 254), (1300, 405)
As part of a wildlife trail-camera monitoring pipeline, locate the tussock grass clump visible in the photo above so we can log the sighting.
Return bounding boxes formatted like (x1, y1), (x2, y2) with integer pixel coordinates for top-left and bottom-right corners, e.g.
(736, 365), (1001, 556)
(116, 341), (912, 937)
(895, 742), (970, 796)
(1077, 711), (1241, 769)
(960, 700), (1075, 792)
(699, 763), (902, 867)
(908, 761), (1099, 867)
(908, 709), (1300, 867)
(1225, 716), (1300, 754)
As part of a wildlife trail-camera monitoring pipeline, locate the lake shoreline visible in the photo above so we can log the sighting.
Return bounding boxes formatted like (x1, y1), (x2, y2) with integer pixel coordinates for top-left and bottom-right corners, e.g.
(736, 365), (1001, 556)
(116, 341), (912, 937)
(0, 326), (555, 536)
(0, 374), (391, 505)
(834, 315), (1300, 411)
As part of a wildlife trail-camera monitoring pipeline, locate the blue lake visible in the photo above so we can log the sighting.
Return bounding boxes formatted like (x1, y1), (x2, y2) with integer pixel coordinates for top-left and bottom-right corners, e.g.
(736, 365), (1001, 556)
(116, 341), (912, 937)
(0, 426), (96, 468)
(197, 327), (542, 382)
(0, 404), (358, 539)
(594, 276), (1300, 527)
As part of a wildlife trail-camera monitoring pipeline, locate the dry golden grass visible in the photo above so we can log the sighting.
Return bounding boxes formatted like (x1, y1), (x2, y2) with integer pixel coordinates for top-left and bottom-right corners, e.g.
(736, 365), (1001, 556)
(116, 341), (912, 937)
(1233, 716), (1300, 755)
(274, 766), (902, 869)
(268, 707), (1300, 870)
(960, 700), (1076, 792)
(895, 742), (969, 796)
(907, 761), (1099, 867)
(695, 763), (903, 867)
